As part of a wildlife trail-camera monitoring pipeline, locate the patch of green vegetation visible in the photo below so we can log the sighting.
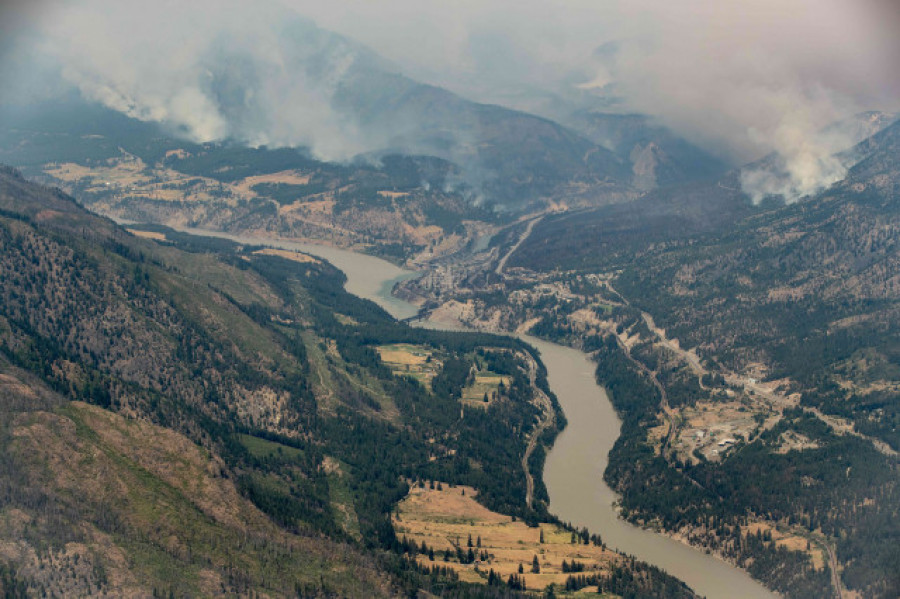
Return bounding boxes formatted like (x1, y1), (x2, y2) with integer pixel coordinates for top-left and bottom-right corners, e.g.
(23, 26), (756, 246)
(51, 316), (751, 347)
(251, 182), (329, 205)
(238, 434), (303, 461)
(326, 460), (361, 540)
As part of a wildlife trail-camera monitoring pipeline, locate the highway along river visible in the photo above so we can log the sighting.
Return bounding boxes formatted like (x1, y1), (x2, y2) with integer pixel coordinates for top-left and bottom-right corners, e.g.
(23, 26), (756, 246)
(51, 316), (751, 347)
(172, 228), (777, 599)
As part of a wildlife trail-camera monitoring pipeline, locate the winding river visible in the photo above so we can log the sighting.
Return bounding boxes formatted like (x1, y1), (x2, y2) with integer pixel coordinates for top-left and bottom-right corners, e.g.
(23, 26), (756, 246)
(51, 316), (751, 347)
(169, 228), (777, 599)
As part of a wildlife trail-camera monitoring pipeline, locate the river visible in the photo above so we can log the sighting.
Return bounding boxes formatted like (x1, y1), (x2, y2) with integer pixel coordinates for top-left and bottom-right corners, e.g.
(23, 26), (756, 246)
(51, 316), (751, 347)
(164, 228), (777, 599)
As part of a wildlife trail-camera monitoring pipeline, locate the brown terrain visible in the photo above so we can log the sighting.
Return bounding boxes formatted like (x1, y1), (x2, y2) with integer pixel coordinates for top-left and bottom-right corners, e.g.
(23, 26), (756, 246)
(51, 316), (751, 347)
(393, 484), (617, 590)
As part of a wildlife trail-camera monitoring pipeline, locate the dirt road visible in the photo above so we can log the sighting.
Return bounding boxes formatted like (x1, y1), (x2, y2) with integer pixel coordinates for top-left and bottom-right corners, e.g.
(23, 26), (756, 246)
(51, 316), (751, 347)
(495, 216), (542, 276)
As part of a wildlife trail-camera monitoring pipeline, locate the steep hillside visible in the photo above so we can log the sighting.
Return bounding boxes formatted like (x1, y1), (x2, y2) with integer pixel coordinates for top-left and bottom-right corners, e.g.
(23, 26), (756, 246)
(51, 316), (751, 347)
(509, 169), (753, 272)
(0, 390), (392, 597)
(615, 120), (900, 448)
(0, 166), (548, 596)
(568, 111), (729, 189)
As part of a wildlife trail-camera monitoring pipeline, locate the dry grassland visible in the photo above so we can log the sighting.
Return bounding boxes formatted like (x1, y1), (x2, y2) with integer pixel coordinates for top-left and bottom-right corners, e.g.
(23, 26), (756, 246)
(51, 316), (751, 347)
(393, 484), (616, 589)
(232, 170), (312, 196)
(743, 522), (826, 570)
(127, 229), (167, 241)
(46, 157), (240, 206)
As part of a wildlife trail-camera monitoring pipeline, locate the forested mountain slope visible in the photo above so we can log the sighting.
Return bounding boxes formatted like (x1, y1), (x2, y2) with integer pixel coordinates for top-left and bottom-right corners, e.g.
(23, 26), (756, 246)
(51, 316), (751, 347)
(0, 166), (551, 596)
(615, 119), (900, 449)
(450, 119), (900, 598)
(0, 166), (697, 597)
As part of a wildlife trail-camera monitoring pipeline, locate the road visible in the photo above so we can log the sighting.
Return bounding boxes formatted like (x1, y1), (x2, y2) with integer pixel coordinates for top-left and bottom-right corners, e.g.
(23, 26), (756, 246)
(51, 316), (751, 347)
(636, 298), (898, 460)
(520, 349), (555, 508)
(495, 216), (542, 276)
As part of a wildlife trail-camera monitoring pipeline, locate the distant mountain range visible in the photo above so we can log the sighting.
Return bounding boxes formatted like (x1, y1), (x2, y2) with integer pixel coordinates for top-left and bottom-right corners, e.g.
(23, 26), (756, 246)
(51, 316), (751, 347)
(0, 13), (733, 210)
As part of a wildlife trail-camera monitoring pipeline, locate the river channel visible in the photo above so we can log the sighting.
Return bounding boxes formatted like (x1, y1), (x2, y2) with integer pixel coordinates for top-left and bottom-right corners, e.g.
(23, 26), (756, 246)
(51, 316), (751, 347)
(171, 228), (777, 599)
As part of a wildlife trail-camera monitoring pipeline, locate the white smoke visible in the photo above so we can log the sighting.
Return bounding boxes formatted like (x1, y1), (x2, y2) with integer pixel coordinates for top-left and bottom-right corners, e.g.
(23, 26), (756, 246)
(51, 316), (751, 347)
(738, 104), (852, 204)
(30, 0), (381, 161)
(283, 0), (900, 201)
(2, 0), (899, 199)
(739, 153), (848, 205)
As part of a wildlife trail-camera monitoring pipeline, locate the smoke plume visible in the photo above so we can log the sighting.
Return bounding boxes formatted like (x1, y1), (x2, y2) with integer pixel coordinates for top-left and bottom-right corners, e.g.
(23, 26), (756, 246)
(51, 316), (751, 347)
(2, 0), (899, 202)
(286, 0), (900, 201)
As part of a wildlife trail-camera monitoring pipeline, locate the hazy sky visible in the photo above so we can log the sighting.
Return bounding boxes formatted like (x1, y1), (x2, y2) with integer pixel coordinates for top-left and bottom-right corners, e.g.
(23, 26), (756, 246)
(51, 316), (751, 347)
(2, 0), (898, 200)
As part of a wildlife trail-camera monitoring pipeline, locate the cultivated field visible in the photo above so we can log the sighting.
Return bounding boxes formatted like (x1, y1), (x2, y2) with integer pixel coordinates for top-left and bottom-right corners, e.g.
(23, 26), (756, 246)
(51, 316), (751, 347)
(376, 344), (441, 385)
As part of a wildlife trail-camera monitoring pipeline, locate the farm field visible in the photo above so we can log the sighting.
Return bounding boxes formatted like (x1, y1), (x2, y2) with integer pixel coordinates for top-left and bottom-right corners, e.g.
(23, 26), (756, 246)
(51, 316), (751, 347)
(376, 344), (441, 385)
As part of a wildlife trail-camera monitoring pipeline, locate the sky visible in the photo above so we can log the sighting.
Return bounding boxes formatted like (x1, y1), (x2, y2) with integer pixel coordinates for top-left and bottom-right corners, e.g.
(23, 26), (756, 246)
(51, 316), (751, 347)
(1, 0), (899, 201)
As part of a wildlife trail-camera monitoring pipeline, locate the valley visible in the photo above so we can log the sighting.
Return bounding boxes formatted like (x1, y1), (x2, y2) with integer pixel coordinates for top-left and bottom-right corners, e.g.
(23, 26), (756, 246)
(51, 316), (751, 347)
(388, 124), (900, 599)
(6, 114), (899, 596)
(9, 129), (898, 596)
(168, 220), (777, 598)
(0, 168), (714, 597)
(1, 3), (898, 597)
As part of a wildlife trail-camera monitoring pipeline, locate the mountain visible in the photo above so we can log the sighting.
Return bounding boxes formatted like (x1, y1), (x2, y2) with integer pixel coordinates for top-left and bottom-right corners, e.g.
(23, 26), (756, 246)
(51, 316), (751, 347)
(492, 118), (900, 598)
(511, 114), (900, 273)
(567, 111), (730, 189)
(616, 119), (900, 446)
(508, 168), (753, 272)
(842, 115), (900, 185)
(0, 99), (502, 263)
(330, 67), (633, 205)
(0, 165), (554, 596)
(3, 12), (633, 210)
(0, 166), (394, 596)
